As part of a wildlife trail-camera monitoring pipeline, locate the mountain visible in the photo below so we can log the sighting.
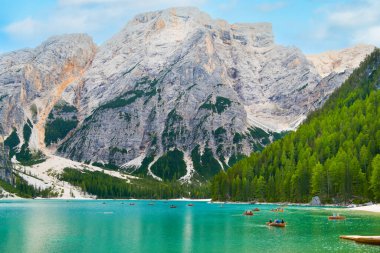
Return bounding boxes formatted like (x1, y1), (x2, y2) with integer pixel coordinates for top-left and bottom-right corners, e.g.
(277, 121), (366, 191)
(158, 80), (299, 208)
(211, 49), (380, 203)
(0, 7), (374, 184)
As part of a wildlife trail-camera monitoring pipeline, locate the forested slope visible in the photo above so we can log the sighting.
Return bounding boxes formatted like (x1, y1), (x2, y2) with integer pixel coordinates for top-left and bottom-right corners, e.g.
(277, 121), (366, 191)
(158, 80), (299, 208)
(211, 49), (380, 204)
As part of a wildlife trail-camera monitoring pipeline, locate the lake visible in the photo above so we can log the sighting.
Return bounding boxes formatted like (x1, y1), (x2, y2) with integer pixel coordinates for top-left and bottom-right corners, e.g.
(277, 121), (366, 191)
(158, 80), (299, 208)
(0, 200), (379, 252)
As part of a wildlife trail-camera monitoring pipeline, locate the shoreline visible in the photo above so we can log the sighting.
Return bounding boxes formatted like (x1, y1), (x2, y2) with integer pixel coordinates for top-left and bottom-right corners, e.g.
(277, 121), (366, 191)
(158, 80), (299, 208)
(0, 197), (212, 202)
(348, 204), (380, 213)
(1, 196), (379, 213)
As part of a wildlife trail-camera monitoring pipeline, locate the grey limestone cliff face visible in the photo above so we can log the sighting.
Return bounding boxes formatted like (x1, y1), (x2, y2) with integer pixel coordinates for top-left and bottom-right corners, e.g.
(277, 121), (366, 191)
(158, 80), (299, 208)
(56, 7), (373, 181)
(0, 140), (13, 184)
(0, 7), (374, 182)
(0, 34), (96, 157)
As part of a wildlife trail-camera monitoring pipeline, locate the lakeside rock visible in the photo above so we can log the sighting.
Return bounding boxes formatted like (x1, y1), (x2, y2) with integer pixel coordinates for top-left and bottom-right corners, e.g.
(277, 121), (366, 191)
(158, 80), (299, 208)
(310, 196), (321, 206)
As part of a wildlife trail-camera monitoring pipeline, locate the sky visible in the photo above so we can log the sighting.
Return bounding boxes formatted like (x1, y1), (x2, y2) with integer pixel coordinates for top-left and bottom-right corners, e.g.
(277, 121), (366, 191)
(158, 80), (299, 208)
(0, 0), (379, 54)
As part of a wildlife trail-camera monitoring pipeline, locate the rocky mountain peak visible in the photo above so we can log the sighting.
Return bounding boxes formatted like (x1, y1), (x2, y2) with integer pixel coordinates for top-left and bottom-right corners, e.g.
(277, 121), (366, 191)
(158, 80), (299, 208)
(0, 8), (375, 182)
(0, 33), (96, 153)
(307, 44), (375, 78)
(119, 7), (274, 48)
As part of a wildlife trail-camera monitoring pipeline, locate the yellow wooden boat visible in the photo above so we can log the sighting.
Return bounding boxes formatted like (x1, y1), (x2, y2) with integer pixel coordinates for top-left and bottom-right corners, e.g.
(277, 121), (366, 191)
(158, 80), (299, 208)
(340, 235), (380, 245)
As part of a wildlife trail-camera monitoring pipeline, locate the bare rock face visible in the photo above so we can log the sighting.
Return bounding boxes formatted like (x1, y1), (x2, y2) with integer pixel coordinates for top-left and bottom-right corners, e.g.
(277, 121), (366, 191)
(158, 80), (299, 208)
(0, 34), (96, 156)
(307, 44), (375, 78)
(0, 7), (374, 182)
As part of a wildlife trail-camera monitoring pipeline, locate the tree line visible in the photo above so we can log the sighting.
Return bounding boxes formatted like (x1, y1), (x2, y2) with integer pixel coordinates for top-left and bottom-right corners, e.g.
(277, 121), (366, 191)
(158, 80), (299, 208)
(60, 168), (210, 199)
(211, 49), (380, 204)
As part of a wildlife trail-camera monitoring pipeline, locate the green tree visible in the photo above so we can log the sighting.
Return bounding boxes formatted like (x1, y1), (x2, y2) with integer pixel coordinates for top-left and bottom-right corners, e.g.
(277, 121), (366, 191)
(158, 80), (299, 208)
(370, 155), (380, 201)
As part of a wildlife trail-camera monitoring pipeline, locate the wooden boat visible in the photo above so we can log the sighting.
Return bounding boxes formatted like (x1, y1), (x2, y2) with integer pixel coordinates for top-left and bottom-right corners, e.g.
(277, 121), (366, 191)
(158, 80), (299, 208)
(252, 208), (260, 212)
(170, 205), (177, 208)
(271, 208), (284, 212)
(243, 210), (254, 216)
(188, 203), (194, 206)
(340, 235), (380, 245)
(328, 215), (345, 220)
(266, 222), (286, 227)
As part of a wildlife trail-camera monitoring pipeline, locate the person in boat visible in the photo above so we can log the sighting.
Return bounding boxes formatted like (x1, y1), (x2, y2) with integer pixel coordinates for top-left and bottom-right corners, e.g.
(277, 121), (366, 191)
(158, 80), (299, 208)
(269, 219), (272, 223)
(281, 219), (284, 223)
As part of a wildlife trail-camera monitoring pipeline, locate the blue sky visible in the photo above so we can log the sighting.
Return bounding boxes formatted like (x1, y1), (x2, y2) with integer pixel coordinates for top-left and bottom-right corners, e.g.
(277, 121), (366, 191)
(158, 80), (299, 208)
(0, 0), (379, 54)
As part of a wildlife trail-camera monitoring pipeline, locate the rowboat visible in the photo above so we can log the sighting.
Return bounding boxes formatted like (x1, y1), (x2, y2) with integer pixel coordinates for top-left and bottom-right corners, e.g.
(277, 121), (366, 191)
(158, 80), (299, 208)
(328, 215), (345, 220)
(243, 210), (254, 216)
(266, 222), (286, 227)
(252, 208), (260, 211)
(340, 235), (380, 245)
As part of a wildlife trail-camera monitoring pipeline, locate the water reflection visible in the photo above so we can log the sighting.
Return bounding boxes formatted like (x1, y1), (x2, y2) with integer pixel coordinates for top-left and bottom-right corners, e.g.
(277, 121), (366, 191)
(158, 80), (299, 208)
(1, 201), (380, 253)
(23, 202), (64, 252)
(182, 207), (193, 253)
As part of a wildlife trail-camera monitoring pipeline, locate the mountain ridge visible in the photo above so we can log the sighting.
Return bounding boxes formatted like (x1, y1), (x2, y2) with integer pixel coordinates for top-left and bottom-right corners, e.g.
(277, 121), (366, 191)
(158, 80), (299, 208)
(211, 48), (380, 203)
(0, 7), (375, 183)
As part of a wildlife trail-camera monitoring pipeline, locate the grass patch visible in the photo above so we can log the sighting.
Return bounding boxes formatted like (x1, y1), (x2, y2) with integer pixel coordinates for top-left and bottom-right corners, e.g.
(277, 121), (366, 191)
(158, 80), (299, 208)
(200, 96), (232, 114)
(4, 129), (20, 158)
(92, 162), (120, 171)
(0, 175), (57, 198)
(191, 145), (222, 179)
(150, 149), (187, 180)
(45, 118), (78, 146)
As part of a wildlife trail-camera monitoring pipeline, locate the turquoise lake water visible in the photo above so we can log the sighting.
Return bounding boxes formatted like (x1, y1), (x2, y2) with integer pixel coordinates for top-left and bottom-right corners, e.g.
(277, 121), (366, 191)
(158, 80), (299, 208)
(0, 200), (379, 253)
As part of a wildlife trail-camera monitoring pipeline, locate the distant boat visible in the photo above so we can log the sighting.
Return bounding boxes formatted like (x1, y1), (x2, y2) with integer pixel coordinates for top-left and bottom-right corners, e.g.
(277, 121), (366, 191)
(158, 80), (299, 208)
(170, 205), (177, 208)
(188, 203), (194, 206)
(328, 214), (345, 220)
(148, 203), (154, 206)
(266, 222), (286, 227)
(129, 203), (135, 206)
(252, 208), (260, 212)
(271, 208), (284, 212)
(340, 235), (380, 245)
(243, 210), (254, 216)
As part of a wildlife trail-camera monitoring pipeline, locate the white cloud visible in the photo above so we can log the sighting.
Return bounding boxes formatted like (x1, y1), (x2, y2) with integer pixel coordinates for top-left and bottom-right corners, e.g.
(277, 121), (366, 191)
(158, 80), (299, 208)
(59, 0), (206, 8)
(218, 0), (238, 10)
(312, 0), (380, 47)
(3, 0), (208, 46)
(58, 0), (121, 6)
(256, 1), (286, 12)
(354, 25), (380, 45)
(327, 1), (380, 27)
(4, 17), (41, 39)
